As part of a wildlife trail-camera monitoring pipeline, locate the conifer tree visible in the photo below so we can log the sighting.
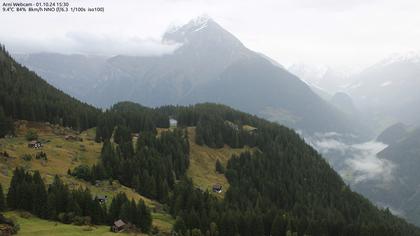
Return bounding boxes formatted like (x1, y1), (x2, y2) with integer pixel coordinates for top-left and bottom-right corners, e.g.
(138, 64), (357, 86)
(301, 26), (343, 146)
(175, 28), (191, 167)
(215, 159), (224, 174)
(0, 184), (6, 211)
(32, 171), (48, 218)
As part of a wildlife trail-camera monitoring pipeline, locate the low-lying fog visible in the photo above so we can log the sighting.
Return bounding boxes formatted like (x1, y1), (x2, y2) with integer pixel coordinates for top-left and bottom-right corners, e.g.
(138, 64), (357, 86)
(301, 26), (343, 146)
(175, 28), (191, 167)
(305, 132), (394, 185)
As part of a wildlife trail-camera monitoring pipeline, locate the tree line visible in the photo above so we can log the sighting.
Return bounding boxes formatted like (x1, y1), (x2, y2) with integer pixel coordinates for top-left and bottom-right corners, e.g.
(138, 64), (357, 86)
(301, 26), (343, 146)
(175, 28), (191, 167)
(95, 102), (169, 142)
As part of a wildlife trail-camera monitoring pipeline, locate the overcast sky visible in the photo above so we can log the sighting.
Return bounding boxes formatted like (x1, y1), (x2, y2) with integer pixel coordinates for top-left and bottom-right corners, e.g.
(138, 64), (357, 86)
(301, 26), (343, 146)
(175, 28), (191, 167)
(1, 0), (420, 69)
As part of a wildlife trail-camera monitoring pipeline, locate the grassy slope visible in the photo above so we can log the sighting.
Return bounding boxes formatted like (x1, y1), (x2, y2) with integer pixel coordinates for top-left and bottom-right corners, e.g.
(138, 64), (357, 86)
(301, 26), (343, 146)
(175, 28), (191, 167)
(0, 123), (250, 233)
(0, 121), (173, 234)
(0, 121), (100, 187)
(4, 211), (140, 236)
(186, 127), (254, 196)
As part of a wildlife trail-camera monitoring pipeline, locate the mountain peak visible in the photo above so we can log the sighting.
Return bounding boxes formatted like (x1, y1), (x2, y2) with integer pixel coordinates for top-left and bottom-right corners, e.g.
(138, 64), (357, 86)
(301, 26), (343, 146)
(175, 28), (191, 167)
(188, 14), (213, 28)
(165, 15), (214, 37)
(162, 16), (243, 49)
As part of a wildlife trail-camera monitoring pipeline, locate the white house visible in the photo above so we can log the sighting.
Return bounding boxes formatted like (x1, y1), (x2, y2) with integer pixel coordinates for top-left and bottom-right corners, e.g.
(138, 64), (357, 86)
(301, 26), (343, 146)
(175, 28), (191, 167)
(169, 118), (178, 128)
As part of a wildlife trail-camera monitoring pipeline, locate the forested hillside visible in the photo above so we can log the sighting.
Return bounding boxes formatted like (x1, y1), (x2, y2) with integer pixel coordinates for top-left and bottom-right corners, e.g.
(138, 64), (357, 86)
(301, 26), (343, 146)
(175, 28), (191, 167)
(92, 102), (420, 236)
(0, 45), (100, 136)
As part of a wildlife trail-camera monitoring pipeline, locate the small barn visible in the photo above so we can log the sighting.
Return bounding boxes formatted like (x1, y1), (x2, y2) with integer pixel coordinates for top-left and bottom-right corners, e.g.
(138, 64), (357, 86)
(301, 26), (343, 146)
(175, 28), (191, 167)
(212, 184), (223, 193)
(111, 219), (127, 233)
(96, 195), (108, 204)
(169, 118), (178, 128)
(28, 140), (42, 149)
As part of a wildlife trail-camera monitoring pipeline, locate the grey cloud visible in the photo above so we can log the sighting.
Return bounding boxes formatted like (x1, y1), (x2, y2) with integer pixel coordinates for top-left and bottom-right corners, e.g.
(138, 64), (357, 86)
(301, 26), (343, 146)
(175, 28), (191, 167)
(294, 0), (380, 11)
(313, 138), (349, 155)
(65, 32), (181, 56)
(4, 32), (181, 57)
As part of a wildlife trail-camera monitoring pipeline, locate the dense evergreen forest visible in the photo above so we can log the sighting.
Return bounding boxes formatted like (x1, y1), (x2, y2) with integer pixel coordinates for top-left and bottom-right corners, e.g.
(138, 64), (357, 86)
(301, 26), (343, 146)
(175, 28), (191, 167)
(72, 127), (190, 202)
(95, 102), (169, 142)
(5, 168), (152, 232)
(1, 44), (420, 235)
(93, 102), (420, 236)
(0, 45), (100, 136)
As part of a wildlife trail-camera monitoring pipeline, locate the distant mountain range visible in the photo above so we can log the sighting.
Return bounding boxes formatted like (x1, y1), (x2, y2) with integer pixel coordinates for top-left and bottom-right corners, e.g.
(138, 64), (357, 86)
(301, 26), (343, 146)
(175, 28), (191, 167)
(346, 52), (420, 131)
(13, 16), (368, 137)
(290, 52), (420, 134)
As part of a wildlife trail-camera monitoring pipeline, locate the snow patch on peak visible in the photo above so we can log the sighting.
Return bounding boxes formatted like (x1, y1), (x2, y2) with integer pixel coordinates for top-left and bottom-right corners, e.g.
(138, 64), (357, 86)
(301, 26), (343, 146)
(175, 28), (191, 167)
(164, 15), (213, 37)
(184, 15), (214, 33)
(379, 51), (420, 67)
(190, 15), (212, 27)
(193, 23), (208, 32)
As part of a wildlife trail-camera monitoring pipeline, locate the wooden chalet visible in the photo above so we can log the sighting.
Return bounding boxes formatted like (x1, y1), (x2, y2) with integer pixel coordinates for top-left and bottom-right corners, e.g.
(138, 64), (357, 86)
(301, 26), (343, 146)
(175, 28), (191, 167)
(111, 219), (127, 233)
(212, 184), (223, 193)
(96, 195), (108, 204)
(28, 140), (42, 149)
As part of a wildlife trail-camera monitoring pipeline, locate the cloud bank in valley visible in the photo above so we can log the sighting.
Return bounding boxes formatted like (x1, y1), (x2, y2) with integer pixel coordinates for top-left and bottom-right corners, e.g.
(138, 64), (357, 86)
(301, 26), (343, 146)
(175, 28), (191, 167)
(343, 141), (394, 183)
(307, 133), (394, 184)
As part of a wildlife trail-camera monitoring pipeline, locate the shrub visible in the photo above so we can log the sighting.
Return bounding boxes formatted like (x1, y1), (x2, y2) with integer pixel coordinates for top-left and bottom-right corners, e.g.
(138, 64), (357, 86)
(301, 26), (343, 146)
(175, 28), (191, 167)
(1, 151), (9, 157)
(12, 223), (20, 234)
(73, 216), (91, 226)
(71, 165), (92, 181)
(58, 212), (75, 224)
(25, 129), (38, 141)
(18, 211), (32, 219)
(21, 154), (32, 161)
(35, 151), (47, 160)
